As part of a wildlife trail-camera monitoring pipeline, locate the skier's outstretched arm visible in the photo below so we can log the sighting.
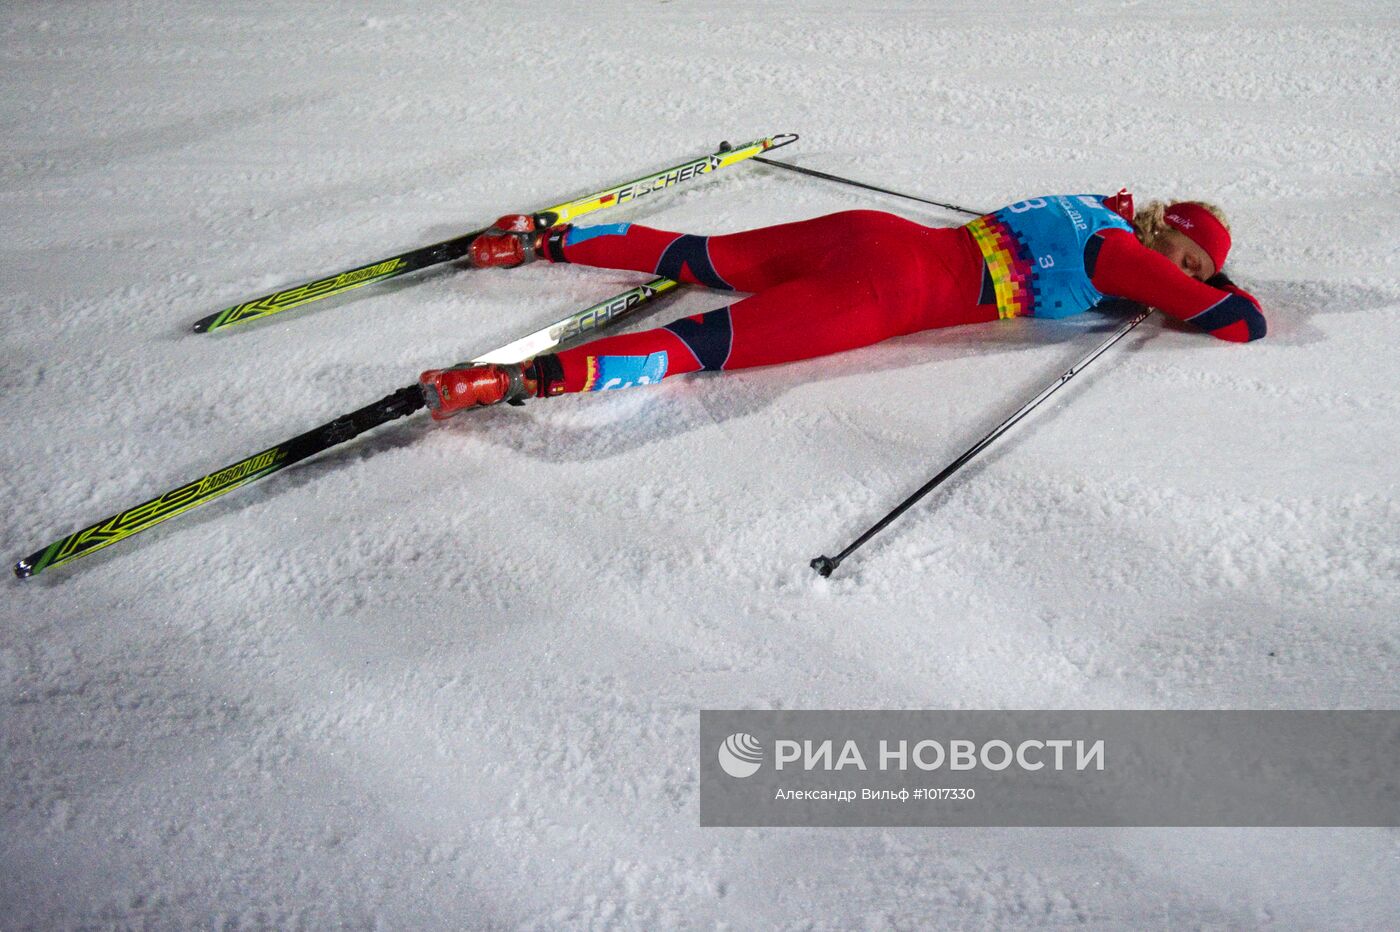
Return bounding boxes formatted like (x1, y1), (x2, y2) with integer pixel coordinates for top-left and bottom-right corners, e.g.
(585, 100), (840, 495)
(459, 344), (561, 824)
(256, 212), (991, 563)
(1088, 228), (1267, 342)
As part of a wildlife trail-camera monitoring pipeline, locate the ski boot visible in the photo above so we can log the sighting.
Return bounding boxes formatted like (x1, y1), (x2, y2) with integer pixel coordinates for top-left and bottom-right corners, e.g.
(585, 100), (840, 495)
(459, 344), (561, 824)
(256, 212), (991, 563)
(469, 214), (546, 268)
(419, 362), (535, 419)
(418, 356), (565, 420)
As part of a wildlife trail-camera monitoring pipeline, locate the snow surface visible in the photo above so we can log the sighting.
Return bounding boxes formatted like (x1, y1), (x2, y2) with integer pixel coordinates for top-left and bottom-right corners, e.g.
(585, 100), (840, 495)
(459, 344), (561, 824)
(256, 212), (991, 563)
(3, 0), (1398, 927)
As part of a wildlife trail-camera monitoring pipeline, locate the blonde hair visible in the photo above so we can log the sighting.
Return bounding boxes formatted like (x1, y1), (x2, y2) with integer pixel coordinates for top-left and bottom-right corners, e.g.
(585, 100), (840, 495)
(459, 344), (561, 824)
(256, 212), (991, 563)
(1132, 199), (1230, 248)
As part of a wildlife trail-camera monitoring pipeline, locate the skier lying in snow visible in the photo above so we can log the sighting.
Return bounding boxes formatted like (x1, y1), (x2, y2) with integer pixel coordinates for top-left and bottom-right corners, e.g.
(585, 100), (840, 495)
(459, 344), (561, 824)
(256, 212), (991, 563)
(418, 192), (1266, 417)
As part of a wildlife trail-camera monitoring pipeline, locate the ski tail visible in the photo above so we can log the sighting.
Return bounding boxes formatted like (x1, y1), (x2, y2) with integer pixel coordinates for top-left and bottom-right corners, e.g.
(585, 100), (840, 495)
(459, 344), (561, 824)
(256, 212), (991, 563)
(191, 244), (461, 333)
(13, 387), (425, 578)
(16, 277), (681, 578)
(470, 276), (679, 365)
(192, 134), (796, 333)
(535, 134), (796, 227)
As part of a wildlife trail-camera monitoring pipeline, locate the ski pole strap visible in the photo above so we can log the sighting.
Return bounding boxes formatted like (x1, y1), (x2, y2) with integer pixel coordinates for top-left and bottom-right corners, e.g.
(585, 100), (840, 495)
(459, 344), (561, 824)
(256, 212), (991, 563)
(748, 155), (986, 218)
(811, 306), (1153, 578)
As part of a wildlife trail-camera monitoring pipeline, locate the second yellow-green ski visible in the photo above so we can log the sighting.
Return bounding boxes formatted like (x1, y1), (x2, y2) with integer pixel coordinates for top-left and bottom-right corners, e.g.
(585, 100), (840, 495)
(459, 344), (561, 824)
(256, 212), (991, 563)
(18, 275), (684, 578)
(192, 134), (797, 333)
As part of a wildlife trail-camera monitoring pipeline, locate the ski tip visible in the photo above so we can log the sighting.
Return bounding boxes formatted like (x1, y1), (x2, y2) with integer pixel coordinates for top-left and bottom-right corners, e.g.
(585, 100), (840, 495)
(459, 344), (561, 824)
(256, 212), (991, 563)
(14, 558), (35, 579)
(192, 308), (233, 332)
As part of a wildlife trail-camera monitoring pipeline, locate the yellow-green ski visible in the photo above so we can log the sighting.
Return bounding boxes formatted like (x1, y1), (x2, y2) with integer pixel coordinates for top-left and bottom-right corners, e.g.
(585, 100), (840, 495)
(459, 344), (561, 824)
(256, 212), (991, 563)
(18, 275), (683, 578)
(192, 134), (797, 333)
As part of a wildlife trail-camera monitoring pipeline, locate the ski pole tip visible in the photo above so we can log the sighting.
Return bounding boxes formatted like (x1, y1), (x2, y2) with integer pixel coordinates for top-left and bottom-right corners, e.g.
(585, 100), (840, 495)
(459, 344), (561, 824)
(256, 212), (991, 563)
(810, 555), (840, 578)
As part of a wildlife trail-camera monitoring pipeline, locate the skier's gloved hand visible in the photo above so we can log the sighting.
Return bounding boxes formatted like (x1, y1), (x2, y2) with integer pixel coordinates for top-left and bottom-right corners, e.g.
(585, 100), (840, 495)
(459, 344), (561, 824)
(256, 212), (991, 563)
(1206, 271), (1262, 312)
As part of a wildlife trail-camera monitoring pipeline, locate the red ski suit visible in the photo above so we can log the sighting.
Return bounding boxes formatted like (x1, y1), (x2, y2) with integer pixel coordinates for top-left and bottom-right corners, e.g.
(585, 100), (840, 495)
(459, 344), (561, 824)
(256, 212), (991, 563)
(542, 209), (1266, 394)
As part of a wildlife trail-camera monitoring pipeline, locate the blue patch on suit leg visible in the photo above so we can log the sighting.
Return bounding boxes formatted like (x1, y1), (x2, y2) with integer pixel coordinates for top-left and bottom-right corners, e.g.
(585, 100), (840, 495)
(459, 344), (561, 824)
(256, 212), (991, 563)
(583, 351), (669, 391)
(564, 223), (632, 245)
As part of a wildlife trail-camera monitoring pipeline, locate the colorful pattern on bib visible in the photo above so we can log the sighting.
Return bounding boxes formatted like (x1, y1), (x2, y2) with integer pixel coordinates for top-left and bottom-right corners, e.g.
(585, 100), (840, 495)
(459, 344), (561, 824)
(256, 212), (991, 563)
(966, 215), (1036, 319)
(965, 194), (1134, 320)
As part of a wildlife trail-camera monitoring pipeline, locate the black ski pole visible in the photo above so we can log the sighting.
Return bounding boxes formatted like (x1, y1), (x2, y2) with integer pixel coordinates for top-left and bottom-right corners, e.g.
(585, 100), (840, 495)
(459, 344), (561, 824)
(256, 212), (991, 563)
(810, 306), (1153, 578)
(750, 155), (987, 217)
